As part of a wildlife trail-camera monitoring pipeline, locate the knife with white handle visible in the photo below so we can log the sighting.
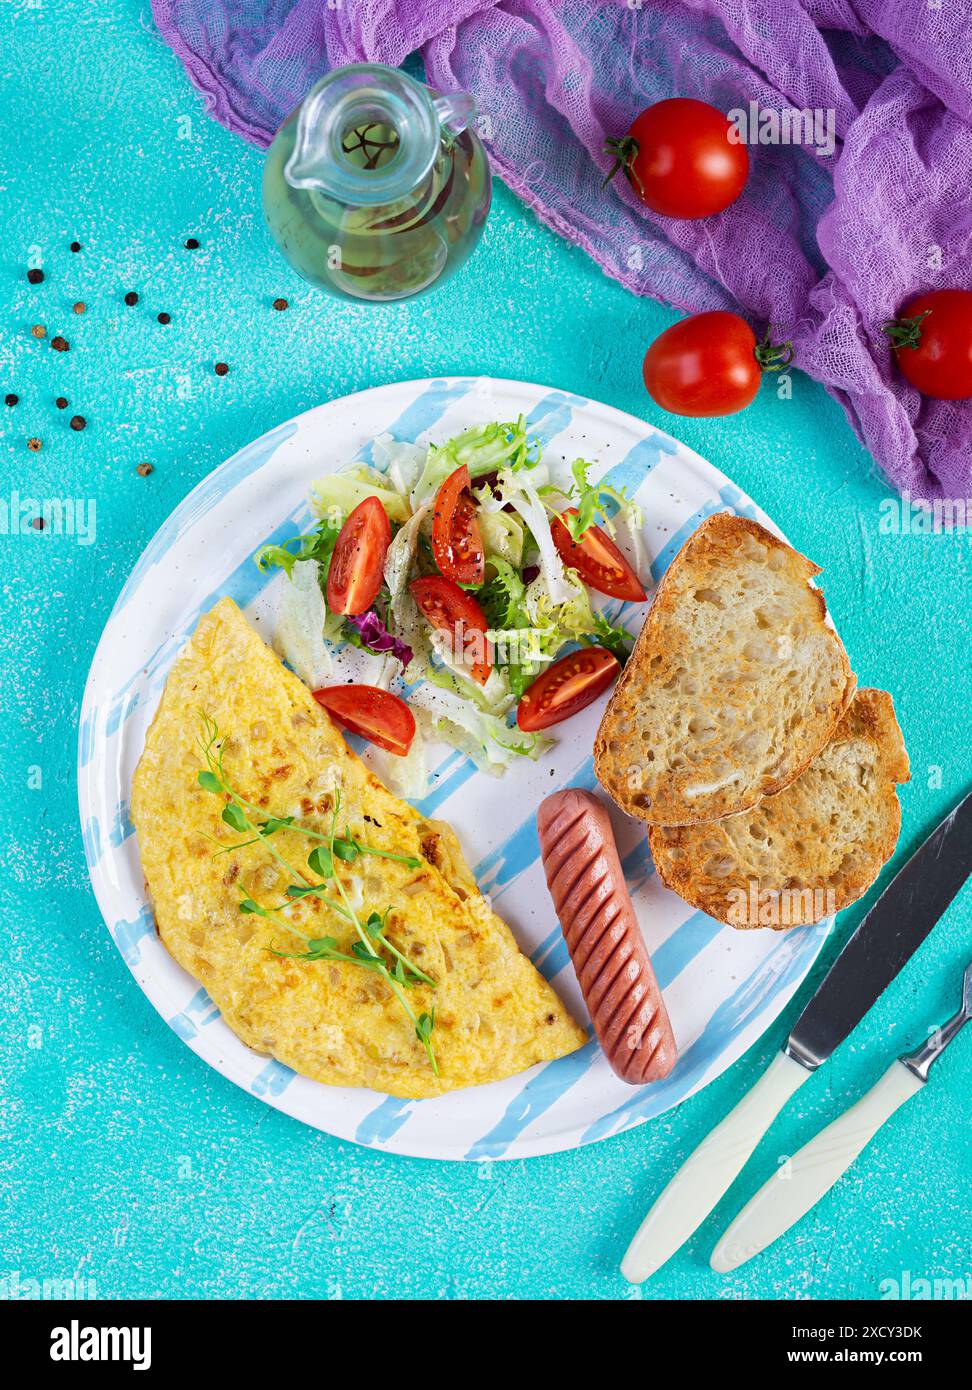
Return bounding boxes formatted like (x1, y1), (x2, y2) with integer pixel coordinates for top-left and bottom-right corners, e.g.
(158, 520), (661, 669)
(711, 960), (972, 1274)
(621, 789), (972, 1284)
(621, 1051), (810, 1282)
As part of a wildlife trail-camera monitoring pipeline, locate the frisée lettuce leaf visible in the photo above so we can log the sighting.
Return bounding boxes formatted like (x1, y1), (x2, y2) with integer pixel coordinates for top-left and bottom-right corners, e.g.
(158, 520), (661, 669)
(560, 457), (641, 540)
(254, 517), (341, 582)
(410, 416), (539, 507)
(484, 467), (574, 606)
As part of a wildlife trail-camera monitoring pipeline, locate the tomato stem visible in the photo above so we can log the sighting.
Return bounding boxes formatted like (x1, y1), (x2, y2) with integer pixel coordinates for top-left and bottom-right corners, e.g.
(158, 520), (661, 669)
(881, 309), (931, 352)
(753, 331), (795, 374)
(602, 136), (644, 197)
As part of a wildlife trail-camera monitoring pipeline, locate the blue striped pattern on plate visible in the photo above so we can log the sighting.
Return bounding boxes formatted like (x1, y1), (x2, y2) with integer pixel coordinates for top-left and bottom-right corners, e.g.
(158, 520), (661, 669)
(77, 377), (830, 1160)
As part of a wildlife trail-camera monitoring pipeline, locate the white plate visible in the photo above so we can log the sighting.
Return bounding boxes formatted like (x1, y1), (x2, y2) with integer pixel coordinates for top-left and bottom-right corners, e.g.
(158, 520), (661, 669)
(78, 376), (831, 1160)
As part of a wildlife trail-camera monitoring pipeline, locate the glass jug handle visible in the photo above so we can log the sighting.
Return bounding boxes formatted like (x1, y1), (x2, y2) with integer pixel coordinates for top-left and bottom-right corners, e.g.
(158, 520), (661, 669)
(432, 91), (476, 136)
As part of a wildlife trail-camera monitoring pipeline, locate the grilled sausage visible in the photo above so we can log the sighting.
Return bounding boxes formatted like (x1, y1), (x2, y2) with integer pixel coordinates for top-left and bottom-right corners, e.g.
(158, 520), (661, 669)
(537, 788), (676, 1083)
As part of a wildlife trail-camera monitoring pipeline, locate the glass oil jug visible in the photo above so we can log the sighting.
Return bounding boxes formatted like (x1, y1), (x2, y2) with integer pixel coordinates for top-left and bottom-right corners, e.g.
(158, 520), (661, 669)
(263, 64), (491, 303)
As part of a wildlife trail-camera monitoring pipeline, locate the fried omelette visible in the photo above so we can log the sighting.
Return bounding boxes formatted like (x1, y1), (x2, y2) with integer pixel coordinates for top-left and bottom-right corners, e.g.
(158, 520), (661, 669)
(131, 598), (584, 1098)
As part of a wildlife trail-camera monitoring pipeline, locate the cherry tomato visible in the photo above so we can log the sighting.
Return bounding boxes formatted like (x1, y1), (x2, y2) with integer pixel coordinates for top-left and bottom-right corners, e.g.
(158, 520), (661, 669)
(604, 98), (748, 219)
(517, 646), (620, 732)
(551, 509), (647, 602)
(326, 496), (391, 616)
(410, 575), (492, 686)
(313, 684), (416, 756)
(431, 464), (485, 586)
(883, 289), (972, 400)
(642, 310), (792, 417)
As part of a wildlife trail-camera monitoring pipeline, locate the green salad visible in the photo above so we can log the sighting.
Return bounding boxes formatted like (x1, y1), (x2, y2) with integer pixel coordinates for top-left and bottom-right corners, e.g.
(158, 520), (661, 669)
(254, 417), (648, 797)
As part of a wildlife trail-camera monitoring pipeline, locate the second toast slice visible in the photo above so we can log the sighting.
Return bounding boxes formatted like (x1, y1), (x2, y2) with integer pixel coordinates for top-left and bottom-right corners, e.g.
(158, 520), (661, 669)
(647, 689), (910, 928)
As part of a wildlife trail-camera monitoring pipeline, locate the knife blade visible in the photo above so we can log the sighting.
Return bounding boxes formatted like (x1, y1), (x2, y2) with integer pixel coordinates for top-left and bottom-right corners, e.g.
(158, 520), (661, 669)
(785, 786), (972, 1069)
(621, 789), (972, 1284)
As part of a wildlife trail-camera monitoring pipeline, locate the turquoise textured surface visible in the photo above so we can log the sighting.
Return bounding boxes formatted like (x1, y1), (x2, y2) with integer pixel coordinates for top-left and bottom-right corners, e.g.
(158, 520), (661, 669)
(2, 1), (969, 1301)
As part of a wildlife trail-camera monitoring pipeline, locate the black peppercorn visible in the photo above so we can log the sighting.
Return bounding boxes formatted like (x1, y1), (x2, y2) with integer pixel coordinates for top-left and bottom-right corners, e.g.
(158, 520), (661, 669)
(5, 393), (18, 407)
(51, 336), (70, 352)
(27, 268), (44, 285)
(124, 291), (139, 306)
(214, 361), (229, 376)
(70, 415), (86, 431)
(185, 237), (200, 250)
(55, 397), (68, 409)
(70, 241), (81, 253)
(272, 298), (289, 311)
(157, 312), (171, 325)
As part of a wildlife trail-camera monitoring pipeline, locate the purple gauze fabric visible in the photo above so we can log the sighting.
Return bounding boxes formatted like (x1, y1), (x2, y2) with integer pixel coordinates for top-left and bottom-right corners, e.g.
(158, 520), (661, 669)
(151, 0), (972, 503)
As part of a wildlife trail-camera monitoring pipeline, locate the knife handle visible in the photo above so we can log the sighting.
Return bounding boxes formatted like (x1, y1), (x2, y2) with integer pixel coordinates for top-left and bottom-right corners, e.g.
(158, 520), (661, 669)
(710, 1061), (923, 1274)
(621, 1051), (810, 1283)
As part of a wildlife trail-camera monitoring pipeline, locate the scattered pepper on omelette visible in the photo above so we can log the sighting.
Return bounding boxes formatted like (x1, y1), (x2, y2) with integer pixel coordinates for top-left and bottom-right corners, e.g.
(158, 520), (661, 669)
(131, 598), (585, 1099)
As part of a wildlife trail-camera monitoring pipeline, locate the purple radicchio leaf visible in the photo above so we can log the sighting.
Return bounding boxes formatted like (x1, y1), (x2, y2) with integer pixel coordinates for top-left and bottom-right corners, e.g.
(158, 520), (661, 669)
(345, 608), (413, 671)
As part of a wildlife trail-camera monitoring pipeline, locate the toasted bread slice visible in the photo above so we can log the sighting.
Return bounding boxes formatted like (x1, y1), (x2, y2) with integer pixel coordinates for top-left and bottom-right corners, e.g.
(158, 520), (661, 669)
(648, 689), (910, 929)
(594, 513), (856, 825)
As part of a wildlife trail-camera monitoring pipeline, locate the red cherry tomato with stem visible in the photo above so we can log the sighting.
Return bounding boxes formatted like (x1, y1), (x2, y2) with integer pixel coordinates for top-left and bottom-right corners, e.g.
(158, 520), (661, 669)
(313, 684), (416, 756)
(517, 646), (620, 732)
(410, 575), (493, 686)
(882, 289), (972, 401)
(643, 311), (793, 418)
(550, 509), (646, 602)
(431, 464), (485, 586)
(326, 496), (391, 616)
(604, 98), (748, 219)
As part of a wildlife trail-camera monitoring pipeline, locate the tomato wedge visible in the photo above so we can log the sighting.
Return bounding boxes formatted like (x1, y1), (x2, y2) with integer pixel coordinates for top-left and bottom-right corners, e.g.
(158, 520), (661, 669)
(431, 464), (485, 586)
(410, 575), (492, 686)
(551, 509), (647, 602)
(326, 496), (391, 616)
(517, 646), (620, 732)
(313, 684), (416, 756)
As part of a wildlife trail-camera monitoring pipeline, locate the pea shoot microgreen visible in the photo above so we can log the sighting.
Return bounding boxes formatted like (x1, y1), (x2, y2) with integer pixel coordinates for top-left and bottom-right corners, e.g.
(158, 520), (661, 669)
(196, 715), (437, 1073)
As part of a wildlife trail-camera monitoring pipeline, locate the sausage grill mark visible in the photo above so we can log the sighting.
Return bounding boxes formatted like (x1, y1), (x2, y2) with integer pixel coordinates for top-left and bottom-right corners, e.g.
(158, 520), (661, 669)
(537, 788), (677, 1084)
